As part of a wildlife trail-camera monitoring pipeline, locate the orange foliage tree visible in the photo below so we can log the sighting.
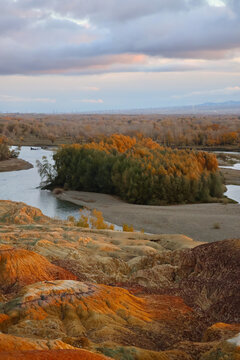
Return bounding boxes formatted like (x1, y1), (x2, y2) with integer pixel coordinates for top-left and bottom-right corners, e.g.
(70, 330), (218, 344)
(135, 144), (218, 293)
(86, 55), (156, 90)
(49, 134), (225, 205)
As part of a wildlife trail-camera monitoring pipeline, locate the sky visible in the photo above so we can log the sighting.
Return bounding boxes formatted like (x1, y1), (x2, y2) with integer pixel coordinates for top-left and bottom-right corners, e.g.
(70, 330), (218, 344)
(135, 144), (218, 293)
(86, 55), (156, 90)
(0, 0), (240, 113)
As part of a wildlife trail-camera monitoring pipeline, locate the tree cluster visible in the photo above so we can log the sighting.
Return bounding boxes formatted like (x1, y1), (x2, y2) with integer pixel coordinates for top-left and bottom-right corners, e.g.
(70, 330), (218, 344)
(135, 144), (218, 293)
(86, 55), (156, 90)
(0, 136), (19, 161)
(50, 134), (225, 205)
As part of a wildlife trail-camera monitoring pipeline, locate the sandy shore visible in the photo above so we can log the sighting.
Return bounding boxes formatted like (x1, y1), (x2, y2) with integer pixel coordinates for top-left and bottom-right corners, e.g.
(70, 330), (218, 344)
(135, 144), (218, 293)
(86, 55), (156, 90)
(56, 190), (240, 243)
(217, 153), (240, 185)
(220, 168), (240, 185)
(0, 158), (33, 172)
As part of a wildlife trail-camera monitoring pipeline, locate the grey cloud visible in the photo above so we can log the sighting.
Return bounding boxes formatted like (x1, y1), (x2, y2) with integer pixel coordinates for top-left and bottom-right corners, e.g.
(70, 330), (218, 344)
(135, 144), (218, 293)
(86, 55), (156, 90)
(0, 0), (239, 75)
(118, 7), (240, 58)
(18, 0), (193, 23)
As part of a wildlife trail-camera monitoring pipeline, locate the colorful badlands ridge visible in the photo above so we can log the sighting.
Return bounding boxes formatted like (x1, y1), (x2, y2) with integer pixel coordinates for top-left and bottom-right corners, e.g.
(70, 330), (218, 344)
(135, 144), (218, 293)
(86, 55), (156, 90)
(0, 200), (239, 359)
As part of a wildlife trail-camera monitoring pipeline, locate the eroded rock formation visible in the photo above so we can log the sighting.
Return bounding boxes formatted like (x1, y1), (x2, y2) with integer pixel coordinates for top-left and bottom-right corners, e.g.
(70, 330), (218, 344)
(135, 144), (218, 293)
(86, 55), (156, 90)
(0, 245), (76, 294)
(0, 201), (239, 360)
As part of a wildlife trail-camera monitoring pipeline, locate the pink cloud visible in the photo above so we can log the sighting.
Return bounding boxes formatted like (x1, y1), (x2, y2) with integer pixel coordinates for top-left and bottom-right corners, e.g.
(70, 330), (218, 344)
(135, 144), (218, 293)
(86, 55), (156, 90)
(80, 98), (103, 103)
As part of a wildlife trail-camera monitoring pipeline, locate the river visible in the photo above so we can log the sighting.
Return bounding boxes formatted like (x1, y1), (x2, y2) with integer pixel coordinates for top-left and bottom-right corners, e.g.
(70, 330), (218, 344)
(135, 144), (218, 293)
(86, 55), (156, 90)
(217, 152), (240, 203)
(225, 185), (240, 204)
(0, 147), (239, 221)
(0, 147), (81, 219)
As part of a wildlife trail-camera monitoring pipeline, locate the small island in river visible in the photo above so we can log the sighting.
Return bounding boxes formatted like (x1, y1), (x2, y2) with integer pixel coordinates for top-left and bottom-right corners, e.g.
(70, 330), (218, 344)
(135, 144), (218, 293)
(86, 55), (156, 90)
(0, 136), (33, 172)
(0, 158), (33, 172)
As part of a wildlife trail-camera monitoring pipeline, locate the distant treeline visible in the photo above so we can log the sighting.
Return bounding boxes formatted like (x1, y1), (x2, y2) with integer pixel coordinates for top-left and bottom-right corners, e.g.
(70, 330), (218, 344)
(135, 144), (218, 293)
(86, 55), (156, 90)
(49, 134), (225, 205)
(1, 113), (240, 147)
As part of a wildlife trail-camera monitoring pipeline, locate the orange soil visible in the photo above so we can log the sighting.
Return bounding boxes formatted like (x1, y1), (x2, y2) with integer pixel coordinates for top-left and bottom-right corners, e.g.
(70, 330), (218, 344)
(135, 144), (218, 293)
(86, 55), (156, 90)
(0, 246), (76, 291)
(0, 349), (109, 360)
(4, 281), (151, 323)
(0, 333), (76, 352)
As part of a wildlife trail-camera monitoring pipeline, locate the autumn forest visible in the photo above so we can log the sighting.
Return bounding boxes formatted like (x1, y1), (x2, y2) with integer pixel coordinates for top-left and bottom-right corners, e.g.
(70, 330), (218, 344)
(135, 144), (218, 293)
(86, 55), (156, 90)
(45, 134), (225, 205)
(0, 113), (240, 148)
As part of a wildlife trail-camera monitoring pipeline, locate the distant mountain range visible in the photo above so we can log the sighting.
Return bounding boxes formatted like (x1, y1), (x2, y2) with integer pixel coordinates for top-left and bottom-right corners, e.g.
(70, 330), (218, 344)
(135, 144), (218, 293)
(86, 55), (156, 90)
(99, 100), (240, 115)
(2, 101), (240, 116)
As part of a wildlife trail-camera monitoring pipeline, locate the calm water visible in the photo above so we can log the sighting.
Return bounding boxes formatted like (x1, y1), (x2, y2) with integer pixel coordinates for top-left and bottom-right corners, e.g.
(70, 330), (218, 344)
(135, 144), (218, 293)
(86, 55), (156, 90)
(225, 185), (240, 204)
(0, 147), (122, 229)
(0, 147), (81, 219)
(216, 151), (240, 203)
(220, 163), (240, 170)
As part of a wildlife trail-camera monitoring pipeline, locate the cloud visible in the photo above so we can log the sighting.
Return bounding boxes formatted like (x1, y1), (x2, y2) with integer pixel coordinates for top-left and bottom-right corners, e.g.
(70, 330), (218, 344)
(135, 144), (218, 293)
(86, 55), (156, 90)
(207, 0), (226, 7)
(83, 86), (100, 91)
(0, 95), (56, 103)
(79, 99), (103, 103)
(0, 0), (240, 75)
(18, 0), (193, 24)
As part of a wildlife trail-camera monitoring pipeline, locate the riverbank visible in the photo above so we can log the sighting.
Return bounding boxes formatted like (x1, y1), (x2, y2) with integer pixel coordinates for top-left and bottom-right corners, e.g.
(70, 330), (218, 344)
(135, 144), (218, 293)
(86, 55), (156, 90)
(56, 190), (240, 242)
(0, 158), (33, 172)
(220, 168), (240, 185)
(217, 152), (240, 185)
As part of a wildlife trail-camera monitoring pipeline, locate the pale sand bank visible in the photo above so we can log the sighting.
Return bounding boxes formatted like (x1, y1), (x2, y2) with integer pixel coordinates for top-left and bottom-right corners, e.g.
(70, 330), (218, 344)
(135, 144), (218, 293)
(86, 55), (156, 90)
(220, 168), (240, 185)
(0, 158), (33, 172)
(56, 191), (240, 242)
